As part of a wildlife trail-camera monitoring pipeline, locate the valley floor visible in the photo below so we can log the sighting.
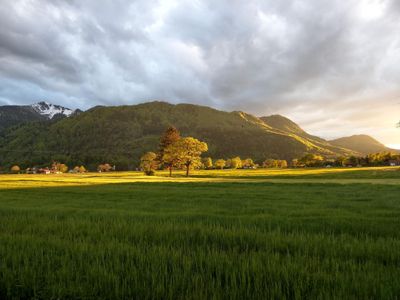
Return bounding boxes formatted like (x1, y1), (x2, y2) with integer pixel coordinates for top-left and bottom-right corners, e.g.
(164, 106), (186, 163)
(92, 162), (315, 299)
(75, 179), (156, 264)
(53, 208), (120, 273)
(0, 167), (399, 299)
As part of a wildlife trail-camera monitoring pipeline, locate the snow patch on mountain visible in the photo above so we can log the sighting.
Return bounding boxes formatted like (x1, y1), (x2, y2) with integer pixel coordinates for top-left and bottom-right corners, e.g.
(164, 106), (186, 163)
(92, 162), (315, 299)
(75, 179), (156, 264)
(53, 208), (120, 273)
(31, 101), (74, 119)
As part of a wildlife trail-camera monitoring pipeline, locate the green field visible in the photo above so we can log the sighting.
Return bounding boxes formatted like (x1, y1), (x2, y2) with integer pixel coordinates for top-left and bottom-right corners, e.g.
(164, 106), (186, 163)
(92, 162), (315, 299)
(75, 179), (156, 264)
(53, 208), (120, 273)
(1, 167), (400, 299)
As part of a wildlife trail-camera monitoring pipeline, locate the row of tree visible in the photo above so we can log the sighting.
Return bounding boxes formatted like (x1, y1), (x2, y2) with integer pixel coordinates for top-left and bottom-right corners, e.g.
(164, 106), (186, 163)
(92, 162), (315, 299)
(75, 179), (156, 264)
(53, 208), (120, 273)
(138, 127), (400, 176)
(8, 163), (114, 174)
(292, 152), (400, 167)
(4, 126), (399, 174)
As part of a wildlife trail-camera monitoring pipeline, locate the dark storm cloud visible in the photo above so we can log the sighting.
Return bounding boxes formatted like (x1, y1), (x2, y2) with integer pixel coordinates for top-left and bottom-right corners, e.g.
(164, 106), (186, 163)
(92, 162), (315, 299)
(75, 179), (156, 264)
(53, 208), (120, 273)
(0, 0), (399, 144)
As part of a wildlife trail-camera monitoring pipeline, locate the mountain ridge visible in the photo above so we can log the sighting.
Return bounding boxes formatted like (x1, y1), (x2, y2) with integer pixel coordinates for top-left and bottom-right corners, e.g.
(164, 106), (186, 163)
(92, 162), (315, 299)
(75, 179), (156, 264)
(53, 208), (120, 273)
(0, 101), (76, 133)
(0, 100), (392, 169)
(330, 134), (390, 155)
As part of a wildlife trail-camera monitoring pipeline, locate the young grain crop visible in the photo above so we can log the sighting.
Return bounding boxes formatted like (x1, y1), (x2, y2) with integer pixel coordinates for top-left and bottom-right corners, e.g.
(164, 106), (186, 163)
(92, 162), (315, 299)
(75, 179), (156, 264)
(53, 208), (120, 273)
(0, 169), (399, 299)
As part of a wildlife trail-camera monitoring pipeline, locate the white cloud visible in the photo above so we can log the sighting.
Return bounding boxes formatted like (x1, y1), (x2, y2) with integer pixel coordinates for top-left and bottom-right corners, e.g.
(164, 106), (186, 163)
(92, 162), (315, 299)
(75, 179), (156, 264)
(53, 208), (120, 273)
(0, 0), (399, 144)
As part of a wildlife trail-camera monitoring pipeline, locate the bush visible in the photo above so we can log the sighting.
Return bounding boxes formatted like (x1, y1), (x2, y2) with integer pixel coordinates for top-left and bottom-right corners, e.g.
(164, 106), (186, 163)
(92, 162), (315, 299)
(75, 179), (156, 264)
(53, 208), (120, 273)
(10, 165), (20, 173)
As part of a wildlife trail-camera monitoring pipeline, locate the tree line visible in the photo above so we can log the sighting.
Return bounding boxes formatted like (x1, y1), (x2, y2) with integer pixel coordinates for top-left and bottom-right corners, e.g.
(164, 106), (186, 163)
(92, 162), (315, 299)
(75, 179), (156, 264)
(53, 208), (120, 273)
(3, 126), (399, 174)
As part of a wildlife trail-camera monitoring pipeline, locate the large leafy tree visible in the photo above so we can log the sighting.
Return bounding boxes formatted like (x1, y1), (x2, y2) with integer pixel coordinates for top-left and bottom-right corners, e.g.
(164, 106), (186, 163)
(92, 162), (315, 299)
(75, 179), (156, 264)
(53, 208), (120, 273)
(158, 126), (180, 173)
(163, 137), (208, 177)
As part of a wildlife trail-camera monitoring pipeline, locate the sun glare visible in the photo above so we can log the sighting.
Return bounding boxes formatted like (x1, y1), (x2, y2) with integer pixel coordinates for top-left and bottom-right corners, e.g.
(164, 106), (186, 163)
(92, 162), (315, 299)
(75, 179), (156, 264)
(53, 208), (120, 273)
(386, 144), (400, 150)
(357, 0), (386, 20)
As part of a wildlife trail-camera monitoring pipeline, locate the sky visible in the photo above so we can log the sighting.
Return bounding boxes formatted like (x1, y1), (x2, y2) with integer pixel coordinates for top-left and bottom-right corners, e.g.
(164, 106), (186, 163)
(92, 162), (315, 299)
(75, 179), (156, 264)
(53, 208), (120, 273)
(0, 0), (399, 147)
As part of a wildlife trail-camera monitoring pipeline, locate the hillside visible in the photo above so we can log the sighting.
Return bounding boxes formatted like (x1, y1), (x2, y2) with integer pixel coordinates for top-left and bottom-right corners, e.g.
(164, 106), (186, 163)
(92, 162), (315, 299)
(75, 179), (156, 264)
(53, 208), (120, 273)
(260, 115), (356, 156)
(330, 135), (391, 155)
(0, 101), (382, 170)
(0, 101), (75, 133)
(0, 105), (46, 133)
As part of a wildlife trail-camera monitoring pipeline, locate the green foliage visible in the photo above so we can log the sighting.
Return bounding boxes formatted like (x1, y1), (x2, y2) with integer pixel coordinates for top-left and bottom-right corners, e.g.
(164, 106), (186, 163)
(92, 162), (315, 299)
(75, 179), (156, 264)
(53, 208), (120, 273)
(0, 106), (47, 133)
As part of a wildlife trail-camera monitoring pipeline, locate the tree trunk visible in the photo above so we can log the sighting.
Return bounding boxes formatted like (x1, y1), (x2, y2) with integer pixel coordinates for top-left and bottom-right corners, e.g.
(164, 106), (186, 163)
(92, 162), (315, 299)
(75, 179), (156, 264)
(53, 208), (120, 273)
(186, 164), (190, 177)
(169, 166), (172, 177)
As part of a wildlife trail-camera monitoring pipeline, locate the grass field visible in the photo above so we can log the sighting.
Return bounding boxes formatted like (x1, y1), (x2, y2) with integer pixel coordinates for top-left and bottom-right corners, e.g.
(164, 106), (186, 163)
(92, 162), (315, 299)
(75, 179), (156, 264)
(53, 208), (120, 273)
(0, 167), (399, 299)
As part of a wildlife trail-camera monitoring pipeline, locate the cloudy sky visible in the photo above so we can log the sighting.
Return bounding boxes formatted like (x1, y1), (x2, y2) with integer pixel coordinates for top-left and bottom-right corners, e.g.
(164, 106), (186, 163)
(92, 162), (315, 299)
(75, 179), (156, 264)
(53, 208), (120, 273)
(1, 0), (399, 147)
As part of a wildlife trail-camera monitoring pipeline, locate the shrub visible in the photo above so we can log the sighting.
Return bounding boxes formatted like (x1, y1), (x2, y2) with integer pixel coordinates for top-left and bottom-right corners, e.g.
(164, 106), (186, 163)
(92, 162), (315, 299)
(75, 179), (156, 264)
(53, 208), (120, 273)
(10, 165), (20, 173)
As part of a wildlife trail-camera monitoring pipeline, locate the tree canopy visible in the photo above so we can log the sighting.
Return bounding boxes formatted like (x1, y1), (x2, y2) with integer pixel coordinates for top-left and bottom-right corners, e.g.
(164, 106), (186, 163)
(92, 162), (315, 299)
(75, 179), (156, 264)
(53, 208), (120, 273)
(214, 159), (226, 169)
(159, 126), (180, 175)
(163, 137), (208, 176)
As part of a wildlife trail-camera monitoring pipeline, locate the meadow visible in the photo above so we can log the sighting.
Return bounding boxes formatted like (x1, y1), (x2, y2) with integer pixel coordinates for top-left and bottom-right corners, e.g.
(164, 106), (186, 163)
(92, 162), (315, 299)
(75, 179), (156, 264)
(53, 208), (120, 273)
(0, 167), (399, 299)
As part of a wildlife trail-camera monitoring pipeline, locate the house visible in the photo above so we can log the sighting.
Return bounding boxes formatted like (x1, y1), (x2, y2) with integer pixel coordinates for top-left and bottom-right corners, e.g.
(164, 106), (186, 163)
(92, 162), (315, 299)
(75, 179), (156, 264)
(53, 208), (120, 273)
(389, 160), (400, 166)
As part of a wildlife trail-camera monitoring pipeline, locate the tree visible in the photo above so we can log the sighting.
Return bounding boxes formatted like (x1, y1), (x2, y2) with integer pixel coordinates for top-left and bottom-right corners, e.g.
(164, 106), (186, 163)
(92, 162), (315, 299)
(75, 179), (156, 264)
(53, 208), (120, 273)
(73, 166), (86, 173)
(299, 154), (324, 167)
(10, 165), (20, 173)
(335, 156), (346, 167)
(291, 159), (298, 168)
(140, 152), (158, 175)
(225, 159), (232, 168)
(347, 156), (360, 167)
(214, 159), (226, 169)
(242, 158), (255, 168)
(98, 163), (112, 172)
(230, 157), (242, 169)
(158, 126), (180, 173)
(263, 159), (278, 168)
(52, 162), (68, 173)
(202, 157), (213, 169)
(279, 160), (288, 168)
(163, 137), (208, 177)
(59, 164), (68, 173)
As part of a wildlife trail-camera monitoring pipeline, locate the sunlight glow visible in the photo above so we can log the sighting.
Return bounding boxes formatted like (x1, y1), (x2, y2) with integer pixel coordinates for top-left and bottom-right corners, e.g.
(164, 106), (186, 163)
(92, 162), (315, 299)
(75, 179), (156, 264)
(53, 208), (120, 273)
(386, 144), (400, 150)
(357, 0), (386, 20)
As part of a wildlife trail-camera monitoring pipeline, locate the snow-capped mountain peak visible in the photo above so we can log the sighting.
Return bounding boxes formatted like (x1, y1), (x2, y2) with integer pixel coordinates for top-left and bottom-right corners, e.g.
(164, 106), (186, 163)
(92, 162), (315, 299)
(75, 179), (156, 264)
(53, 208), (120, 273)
(31, 101), (74, 119)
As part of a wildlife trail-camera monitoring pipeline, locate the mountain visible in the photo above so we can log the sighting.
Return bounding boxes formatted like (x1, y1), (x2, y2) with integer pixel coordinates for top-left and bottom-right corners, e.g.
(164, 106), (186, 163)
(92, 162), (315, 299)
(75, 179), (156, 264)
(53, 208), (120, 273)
(261, 115), (323, 140)
(260, 114), (357, 156)
(0, 101), (366, 170)
(31, 101), (75, 119)
(330, 135), (391, 155)
(0, 105), (46, 133)
(0, 101), (75, 133)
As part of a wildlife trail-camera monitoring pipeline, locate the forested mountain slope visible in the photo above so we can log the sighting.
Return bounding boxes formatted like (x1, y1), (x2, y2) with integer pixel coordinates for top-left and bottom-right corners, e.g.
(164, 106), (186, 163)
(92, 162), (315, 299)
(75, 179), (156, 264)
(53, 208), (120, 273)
(0, 101), (374, 170)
